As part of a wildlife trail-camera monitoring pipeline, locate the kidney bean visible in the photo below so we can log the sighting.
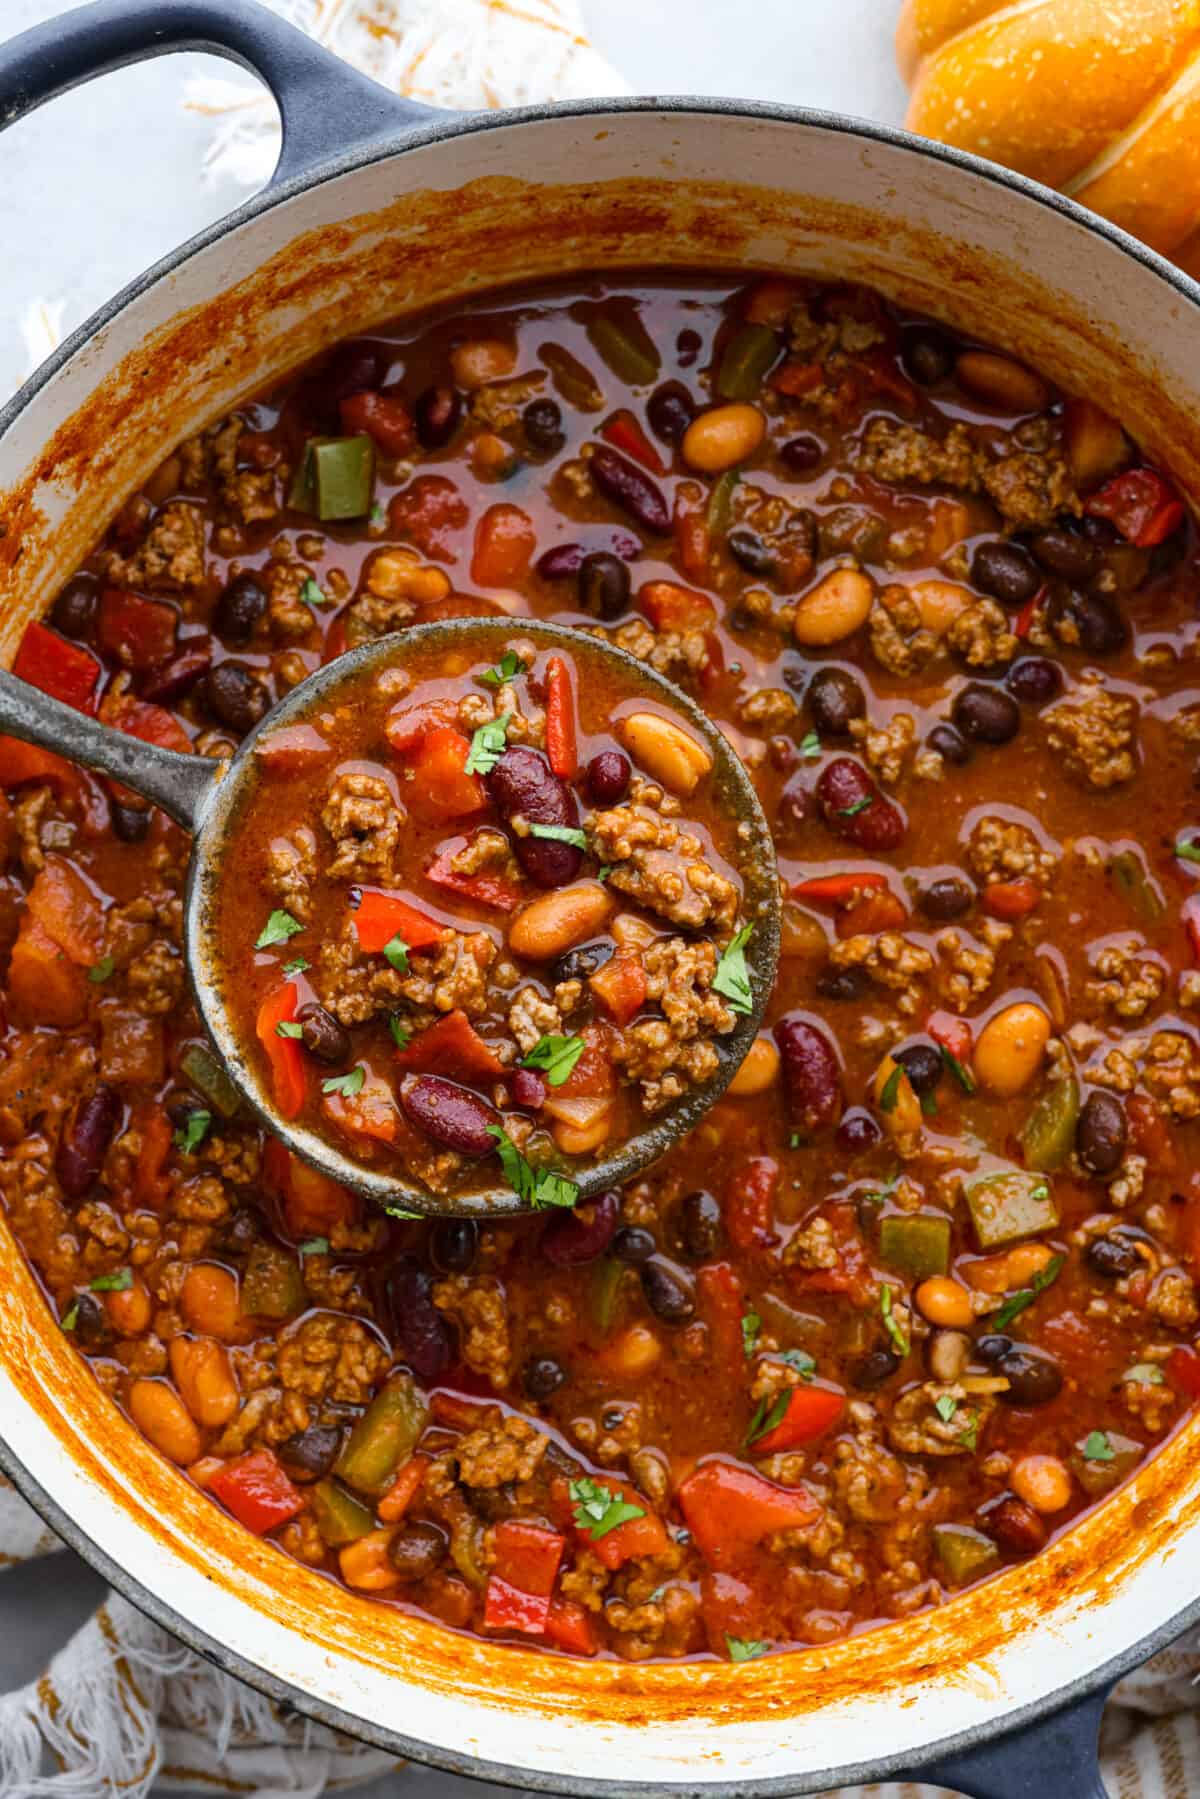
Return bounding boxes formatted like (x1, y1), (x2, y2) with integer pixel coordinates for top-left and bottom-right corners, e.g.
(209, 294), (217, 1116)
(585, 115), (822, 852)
(140, 639), (212, 703)
(1076, 1088), (1127, 1176)
(589, 444), (669, 534)
(773, 1014), (842, 1134)
(277, 1423), (341, 1483)
(952, 683), (1020, 746)
(213, 572), (267, 644)
(57, 1083), (121, 1199)
(536, 542), (584, 580)
(414, 385), (463, 449)
(431, 1218), (478, 1274)
(807, 667), (865, 737)
(578, 551), (630, 620)
(487, 745), (584, 888)
(677, 1189), (722, 1261)
(1006, 656), (1062, 706)
(815, 757), (905, 851)
(388, 1257), (452, 1380)
(508, 1067), (546, 1110)
(399, 1075), (498, 1157)
(586, 750), (631, 806)
(541, 1189), (618, 1267)
(987, 1495), (1048, 1556)
(640, 1258), (696, 1324)
(647, 381), (695, 442)
(836, 1108), (882, 1154)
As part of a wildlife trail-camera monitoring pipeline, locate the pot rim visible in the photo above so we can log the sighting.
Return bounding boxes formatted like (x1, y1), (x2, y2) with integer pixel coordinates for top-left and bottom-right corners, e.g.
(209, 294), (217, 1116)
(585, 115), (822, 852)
(4, 89), (1200, 1794)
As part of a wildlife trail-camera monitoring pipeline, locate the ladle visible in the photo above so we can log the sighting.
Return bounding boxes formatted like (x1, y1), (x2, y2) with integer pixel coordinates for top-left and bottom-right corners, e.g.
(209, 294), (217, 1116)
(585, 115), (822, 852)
(0, 617), (780, 1217)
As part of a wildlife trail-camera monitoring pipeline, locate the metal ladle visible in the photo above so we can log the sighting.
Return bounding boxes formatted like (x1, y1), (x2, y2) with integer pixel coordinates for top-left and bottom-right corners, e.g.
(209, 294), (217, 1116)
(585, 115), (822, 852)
(0, 617), (780, 1217)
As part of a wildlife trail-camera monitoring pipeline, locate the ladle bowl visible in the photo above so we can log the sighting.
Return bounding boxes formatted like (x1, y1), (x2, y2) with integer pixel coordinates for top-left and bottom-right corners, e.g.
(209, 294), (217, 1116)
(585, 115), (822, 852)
(0, 616), (780, 1216)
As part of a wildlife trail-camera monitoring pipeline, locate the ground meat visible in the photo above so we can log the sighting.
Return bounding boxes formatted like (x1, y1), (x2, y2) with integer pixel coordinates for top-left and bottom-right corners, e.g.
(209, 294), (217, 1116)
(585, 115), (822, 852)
(1121, 1366), (1175, 1432)
(12, 787), (69, 876)
(1085, 938), (1166, 1021)
(868, 584), (940, 677)
(967, 817), (1058, 889)
(101, 501), (206, 590)
(469, 374), (546, 431)
(560, 1549), (609, 1613)
(826, 931), (934, 1016)
(782, 1215), (841, 1272)
(848, 712), (917, 785)
(1147, 1268), (1199, 1328)
(945, 597), (1018, 668)
(344, 548), (452, 645)
(1143, 1030), (1200, 1118)
(433, 1274), (512, 1386)
(275, 1314), (390, 1408)
(610, 616), (713, 688)
(829, 1434), (910, 1523)
(125, 940), (184, 1016)
(454, 1413), (549, 1487)
(887, 1382), (991, 1457)
(264, 827), (317, 924)
(736, 686), (800, 735)
(321, 772), (404, 884)
(855, 418), (981, 491)
(936, 922), (1011, 1012)
(1108, 1151), (1147, 1209)
(508, 986), (564, 1056)
(611, 936), (735, 1112)
(393, 932), (497, 1023)
(728, 481), (816, 591)
(981, 447), (1075, 532)
(181, 415), (278, 525)
(264, 559), (319, 641)
(447, 828), (522, 887)
(1044, 680), (1138, 788)
(588, 800), (739, 932)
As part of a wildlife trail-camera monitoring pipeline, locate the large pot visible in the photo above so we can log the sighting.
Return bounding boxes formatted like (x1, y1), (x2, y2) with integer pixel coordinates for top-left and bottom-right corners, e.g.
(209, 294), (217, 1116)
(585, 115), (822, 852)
(0, 5), (1197, 1794)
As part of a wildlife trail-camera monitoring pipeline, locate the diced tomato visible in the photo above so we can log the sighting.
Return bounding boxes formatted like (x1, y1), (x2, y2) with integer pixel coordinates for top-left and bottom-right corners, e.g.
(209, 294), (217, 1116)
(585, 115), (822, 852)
(254, 723), (332, 775)
(792, 871), (888, 905)
(1013, 588), (1043, 640)
(393, 1009), (505, 1080)
(543, 1596), (598, 1656)
(770, 360), (824, 398)
(1167, 1345), (1200, 1399)
(750, 1384), (845, 1455)
(384, 701), (457, 756)
(275, 1149), (360, 1237)
(7, 915), (88, 1028)
(27, 855), (104, 965)
(430, 1390), (487, 1431)
(377, 1455), (429, 1522)
(677, 1460), (819, 1569)
(129, 1105), (172, 1209)
(13, 620), (100, 711)
(723, 1156), (779, 1254)
(425, 837), (522, 911)
(209, 1449), (304, 1534)
(339, 388), (415, 457)
(389, 475), (469, 562)
(639, 579), (717, 635)
(102, 691), (192, 756)
(492, 1520), (565, 1597)
(544, 654), (577, 777)
(601, 409), (664, 474)
(1085, 466), (1184, 548)
(983, 877), (1041, 921)
(353, 889), (444, 955)
(0, 735), (78, 792)
(696, 1261), (745, 1362)
(587, 952), (647, 1026)
(672, 488), (711, 582)
(549, 1026), (616, 1102)
(255, 982), (306, 1120)
(407, 726), (486, 820)
(483, 1575), (551, 1636)
(1128, 1092), (1176, 1175)
(576, 1487), (668, 1571)
(926, 1009), (973, 1064)
(1184, 894), (1200, 963)
(325, 1071), (398, 1145)
(853, 349), (918, 413)
(96, 588), (178, 672)
(470, 502), (536, 588)
(836, 890), (907, 937)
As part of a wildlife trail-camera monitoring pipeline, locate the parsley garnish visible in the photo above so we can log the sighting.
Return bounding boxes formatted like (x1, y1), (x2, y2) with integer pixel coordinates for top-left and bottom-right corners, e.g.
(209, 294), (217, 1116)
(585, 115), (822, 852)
(388, 1015), (411, 1049)
(256, 909), (303, 949)
(839, 795), (872, 818)
(991, 1252), (1064, 1331)
(369, 501), (386, 527)
(744, 1389), (789, 1448)
(173, 1110), (211, 1155)
(779, 1348), (816, 1380)
(788, 1131), (804, 1149)
(486, 1124), (579, 1210)
(712, 923), (754, 1015)
(958, 1411), (980, 1451)
(464, 711), (511, 776)
(323, 1066), (365, 1097)
(726, 1635), (770, 1663)
(88, 956), (114, 984)
(941, 1046), (976, 1095)
(283, 955), (310, 976)
(1082, 1429), (1115, 1462)
(880, 1284), (909, 1357)
(275, 1020), (303, 1038)
(478, 651), (526, 689)
(569, 1476), (645, 1540)
(383, 932), (409, 973)
(1176, 836), (1200, 864)
(299, 1237), (329, 1256)
(91, 1267), (132, 1293)
(799, 730), (820, 761)
(522, 1034), (585, 1087)
(1124, 1362), (1165, 1385)
(300, 576), (328, 607)
(529, 822), (588, 849)
(596, 864), (613, 882)
(934, 1394), (958, 1424)
(741, 1309), (761, 1358)
(60, 1302), (79, 1332)
(384, 1202), (422, 1219)
(879, 1064), (905, 1113)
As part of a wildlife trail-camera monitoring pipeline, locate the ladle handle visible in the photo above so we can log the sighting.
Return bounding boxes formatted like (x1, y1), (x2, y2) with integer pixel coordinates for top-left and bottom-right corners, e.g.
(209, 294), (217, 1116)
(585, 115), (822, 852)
(0, 669), (219, 831)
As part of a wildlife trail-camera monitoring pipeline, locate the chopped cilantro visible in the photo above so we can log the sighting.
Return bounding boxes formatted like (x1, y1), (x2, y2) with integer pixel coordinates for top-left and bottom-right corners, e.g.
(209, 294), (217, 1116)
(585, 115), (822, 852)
(387, 1015), (411, 1049)
(1124, 1362), (1165, 1385)
(788, 1131), (804, 1149)
(300, 576), (328, 607)
(256, 909), (303, 949)
(934, 1394), (958, 1425)
(173, 1110), (211, 1155)
(991, 1253), (1064, 1331)
(275, 1020), (303, 1039)
(382, 932), (409, 973)
(522, 1033), (585, 1087)
(597, 864), (613, 882)
(1030, 1182), (1050, 1201)
(744, 1389), (789, 1449)
(726, 1635), (770, 1663)
(712, 922), (754, 1015)
(90, 1267), (132, 1293)
(1176, 836), (1200, 865)
(60, 1302), (79, 1333)
(879, 1063), (905, 1113)
(741, 1309), (761, 1359)
(486, 1124), (579, 1210)
(1082, 1429), (1115, 1462)
(478, 650), (526, 689)
(941, 1046), (976, 1095)
(464, 711), (511, 776)
(322, 1066), (365, 1097)
(779, 1348), (816, 1381)
(529, 822), (588, 849)
(958, 1411), (980, 1451)
(384, 1202), (422, 1219)
(838, 795), (872, 818)
(369, 500), (386, 527)
(299, 1237), (329, 1257)
(799, 730), (821, 761)
(282, 955), (310, 976)
(88, 956), (114, 984)
(880, 1284), (909, 1357)
(569, 1476), (645, 1540)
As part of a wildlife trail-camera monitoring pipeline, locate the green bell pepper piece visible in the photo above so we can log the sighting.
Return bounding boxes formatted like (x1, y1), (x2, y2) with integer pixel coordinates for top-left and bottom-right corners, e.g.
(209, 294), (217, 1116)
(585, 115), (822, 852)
(289, 435), (376, 520)
(584, 309), (660, 387)
(1070, 1429), (1143, 1497)
(242, 1242), (305, 1319)
(757, 1291), (826, 1348)
(966, 1170), (1060, 1250)
(180, 1042), (242, 1120)
(716, 324), (780, 400)
(1020, 1076), (1081, 1172)
(706, 469), (739, 535)
(539, 342), (604, 412)
(878, 1212), (951, 1279)
(311, 1478), (374, 1547)
(933, 1523), (1000, 1586)
(589, 1256), (626, 1333)
(1109, 848), (1165, 926)
(335, 1374), (429, 1496)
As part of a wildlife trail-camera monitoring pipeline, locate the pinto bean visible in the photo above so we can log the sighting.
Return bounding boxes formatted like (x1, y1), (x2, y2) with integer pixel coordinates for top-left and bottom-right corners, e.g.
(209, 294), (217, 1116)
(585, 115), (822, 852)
(815, 757), (905, 851)
(168, 1336), (239, 1430)
(387, 1256), (452, 1380)
(509, 883), (613, 960)
(589, 445), (670, 534)
(955, 350), (1049, 413)
(56, 1084), (121, 1199)
(792, 568), (874, 646)
(541, 1189), (618, 1266)
(487, 745), (584, 888)
(619, 712), (712, 796)
(399, 1075), (498, 1158)
(682, 403), (766, 474)
(128, 1379), (203, 1465)
(773, 1013), (842, 1134)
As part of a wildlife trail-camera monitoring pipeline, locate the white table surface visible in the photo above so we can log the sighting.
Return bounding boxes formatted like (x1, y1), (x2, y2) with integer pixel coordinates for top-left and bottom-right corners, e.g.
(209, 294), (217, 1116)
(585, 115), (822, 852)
(0, 2), (905, 1792)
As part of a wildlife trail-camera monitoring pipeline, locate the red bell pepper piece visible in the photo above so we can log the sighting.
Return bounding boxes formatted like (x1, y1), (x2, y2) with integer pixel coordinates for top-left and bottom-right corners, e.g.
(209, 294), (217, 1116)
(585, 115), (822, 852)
(470, 502), (537, 588)
(1127, 1092), (1177, 1174)
(326, 1070), (398, 1145)
(544, 654), (577, 778)
(982, 876), (1041, 921)
(96, 587), (178, 672)
(339, 388), (415, 457)
(209, 1449), (304, 1534)
(353, 889), (444, 955)
(696, 1261), (745, 1363)
(269, 1145), (360, 1236)
(1013, 588), (1043, 640)
(385, 701), (457, 756)
(723, 1156), (779, 1254)
(393, 1009), (505, 1080)
(0, 735), (78, 792)
(587, 952), (647, 1027)
(588, 1502), (669, 1571)
(133, 1105), (173, 1210)
(926, 1009), (973, 1064)
(254, 723), (332, 775)
(27, 854), (104, 965)
(1185, 896), (1200, 963)
(543, 1596), (598, 1656)
(601, 408), (664, 474)
(492, 1519), (565, 1597)
(407, 727), (487, 820)
(483, 1575), (552, 1636)
(425, 836), (522, 911)
(1085, 466), (1184, 548)
(377, 1454), (429, 1522)
(389, 475), (469, 562)
(792, 871), (889, 905)
(13, 620), (100, 711)
(255, 981), (306, 1120)
(1168, 1345), (1200, 1399)
(102, 691), (192, 755)
(672, 488), (711, 583)
(770, 359), (823, 397)
(638, 579), (724, 684)
(677, 1460), (819, 1568)
(836, 890), (907, 938)
(750, 1384), (845, 1455)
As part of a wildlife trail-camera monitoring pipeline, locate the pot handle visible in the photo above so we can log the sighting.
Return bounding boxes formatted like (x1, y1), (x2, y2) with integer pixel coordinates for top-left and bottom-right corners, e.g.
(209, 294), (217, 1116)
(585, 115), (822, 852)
(915, 1683), (1112, 1799)
(0, 0), (447, 189)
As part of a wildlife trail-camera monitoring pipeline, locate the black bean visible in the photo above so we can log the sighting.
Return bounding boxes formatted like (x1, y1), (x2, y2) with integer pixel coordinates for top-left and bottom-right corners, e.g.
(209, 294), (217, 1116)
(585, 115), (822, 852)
(836, 1108), (882, 1154)
(927, 722), (972, 766)
(647, 381), (694, 443)
(997, 1347), (1063, 1406)
(640, 1258), (695, 1324)
(853, 1347), (900, 1389)
(213, 573), (267, 644)
(523, 398), (564, 453)
(728, 529), (776, 577)
(57, 1084), (121, 1199)
(895, 1042), (942, 1097)
(277, 1424), (340, 1482)
(215, 1208), (259, 1259)
(523, 1355), (567, 1400)
(1076, 1089), (1127, 1177)
(808, 667), (866, 738)
(952, 683), (1020, 745)
(585, 750), (631, 806)
(676, 328), (702, 366)
(901, 325), (955, 385)
(1006, 656), (1062, 706)
(388, 1258), (453, 1381)
(389, 1520), (447, 1581)
(1086, 1234), (1139, 1280)
(1061, 590), (1129, 655)
(678, 1190), (722, 1261)
(780, 434), (824, 472)
(72, 1291), (113, 1350)
(432, 1218), (478, 1274)
(203, 661), (270, 735)
(414, 385), (462, 449)
(920, 876), (973, 921)
(552, 941), (613, 986)
(613, 1226), (656, 1264)
(1031, 525), (1099, 583)
(816, 965), (871, 1002)
(577, 551), (630, 621)
(51, 576), (98, 641)
(589, 445), (669, 534)
(971, 539), (1040, 608)
(112, 801), (150, 844)
(298, 1002), (350, 1066)
(976, 1333), (1014, 1365)
(320, 341), (385, 406)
